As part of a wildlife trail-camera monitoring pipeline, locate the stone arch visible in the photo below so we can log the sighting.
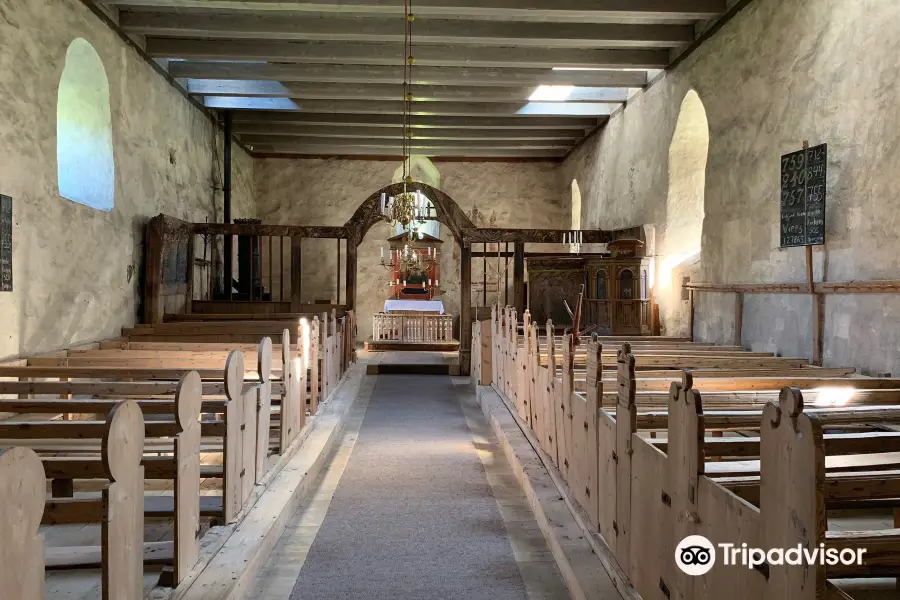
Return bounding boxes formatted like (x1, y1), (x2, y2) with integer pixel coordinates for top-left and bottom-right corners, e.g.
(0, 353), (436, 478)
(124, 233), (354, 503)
(661, 89), (709, 288)
(57, 38), (115, 211)
(571, 179), (582, 231)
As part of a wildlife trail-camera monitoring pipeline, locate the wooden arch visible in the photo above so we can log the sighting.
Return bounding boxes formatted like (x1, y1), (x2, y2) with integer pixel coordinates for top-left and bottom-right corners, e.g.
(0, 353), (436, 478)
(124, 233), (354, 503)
(344, 182), (474, 248)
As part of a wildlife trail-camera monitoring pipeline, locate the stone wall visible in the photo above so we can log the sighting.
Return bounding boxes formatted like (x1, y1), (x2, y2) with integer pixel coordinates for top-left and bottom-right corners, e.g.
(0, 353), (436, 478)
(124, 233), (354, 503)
(255, 158), (567, 342)
(0, 0), (254, 359)
(562, 0), (900, 375)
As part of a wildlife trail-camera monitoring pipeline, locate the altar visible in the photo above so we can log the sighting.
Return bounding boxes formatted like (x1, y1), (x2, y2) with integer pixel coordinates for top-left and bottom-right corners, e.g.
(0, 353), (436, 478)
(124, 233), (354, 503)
(384, 299), (445, 314)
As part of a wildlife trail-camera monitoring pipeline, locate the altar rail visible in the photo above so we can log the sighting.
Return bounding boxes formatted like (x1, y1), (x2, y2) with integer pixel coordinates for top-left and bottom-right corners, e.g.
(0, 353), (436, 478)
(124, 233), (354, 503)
(373, 313), (454, 343)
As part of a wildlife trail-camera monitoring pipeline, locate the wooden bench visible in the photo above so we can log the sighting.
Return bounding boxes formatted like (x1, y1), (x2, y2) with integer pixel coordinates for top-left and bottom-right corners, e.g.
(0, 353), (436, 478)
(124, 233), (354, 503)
(486, 303), (900, 599)
(0, 400), (145, 600)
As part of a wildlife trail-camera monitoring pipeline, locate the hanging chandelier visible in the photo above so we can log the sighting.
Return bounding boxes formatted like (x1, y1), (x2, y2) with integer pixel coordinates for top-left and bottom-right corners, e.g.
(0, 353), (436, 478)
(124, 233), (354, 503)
(379, 0), (429, 241)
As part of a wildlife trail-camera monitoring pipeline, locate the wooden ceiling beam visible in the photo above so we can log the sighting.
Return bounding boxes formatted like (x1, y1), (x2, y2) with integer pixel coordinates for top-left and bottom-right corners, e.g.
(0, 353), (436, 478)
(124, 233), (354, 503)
(121, 11), (695, 49)
(237, 135), (574, 150)
(146, 39), (671, 69)
(169, 62), (650, 88)
(229, 111), (601, 129)
(186, 80), (632, 103)
(248, 144), (567, 158)
(108, 0), (726, 24)
(231, 123), (586, 140)
(201, 96), (617, 116)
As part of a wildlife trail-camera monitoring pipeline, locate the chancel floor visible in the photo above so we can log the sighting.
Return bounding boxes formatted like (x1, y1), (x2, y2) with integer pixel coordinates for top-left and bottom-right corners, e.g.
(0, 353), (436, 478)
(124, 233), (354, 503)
(248, 374), (573, 600)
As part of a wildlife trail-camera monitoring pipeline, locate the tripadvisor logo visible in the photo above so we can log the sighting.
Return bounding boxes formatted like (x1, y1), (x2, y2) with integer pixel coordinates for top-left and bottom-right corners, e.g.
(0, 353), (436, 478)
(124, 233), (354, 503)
(675, 535), (867, 576)
(676, 536), (716, 576)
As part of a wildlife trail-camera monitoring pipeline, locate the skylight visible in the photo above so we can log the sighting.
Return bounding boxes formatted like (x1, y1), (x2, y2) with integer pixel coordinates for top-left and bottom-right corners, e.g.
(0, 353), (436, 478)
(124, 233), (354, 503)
(529, 85), (574, 102)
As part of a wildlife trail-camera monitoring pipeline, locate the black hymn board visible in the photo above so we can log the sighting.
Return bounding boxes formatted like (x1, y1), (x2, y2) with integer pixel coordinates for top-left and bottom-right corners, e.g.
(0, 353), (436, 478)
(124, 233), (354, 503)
(780, 143), (827, 247)
(0, 195), (11, 292)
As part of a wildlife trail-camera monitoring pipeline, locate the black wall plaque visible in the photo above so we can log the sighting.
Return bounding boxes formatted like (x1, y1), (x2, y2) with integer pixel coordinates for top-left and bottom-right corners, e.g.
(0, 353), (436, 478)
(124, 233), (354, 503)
(780, 143), (827, 247)
(0, 195), (11, 292)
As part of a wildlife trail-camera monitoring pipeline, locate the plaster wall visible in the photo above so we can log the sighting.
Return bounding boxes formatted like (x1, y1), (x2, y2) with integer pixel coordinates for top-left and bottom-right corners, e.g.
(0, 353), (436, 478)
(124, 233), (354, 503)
(255, 158), (567, 342)
(0, 0), (255, 359)
(562, 0), (900, 375)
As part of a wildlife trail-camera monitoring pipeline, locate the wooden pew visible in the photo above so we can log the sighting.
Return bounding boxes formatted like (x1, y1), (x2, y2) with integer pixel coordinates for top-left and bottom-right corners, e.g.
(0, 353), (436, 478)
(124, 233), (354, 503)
(0, 402), (146, 600)
(0, 374), (203, 587)
(488, 304), (900, 599)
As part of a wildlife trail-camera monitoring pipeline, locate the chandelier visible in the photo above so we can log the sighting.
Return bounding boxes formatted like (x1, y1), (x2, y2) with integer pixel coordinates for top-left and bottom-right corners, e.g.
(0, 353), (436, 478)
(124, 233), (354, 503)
(378, 0), (429, 241)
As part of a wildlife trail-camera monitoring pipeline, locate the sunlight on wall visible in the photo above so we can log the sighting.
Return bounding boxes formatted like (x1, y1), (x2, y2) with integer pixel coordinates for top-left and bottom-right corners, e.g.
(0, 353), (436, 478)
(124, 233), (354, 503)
(57, 38), (115, 211)
(571, 179), (582, 230)
(661, 90), (709, 288)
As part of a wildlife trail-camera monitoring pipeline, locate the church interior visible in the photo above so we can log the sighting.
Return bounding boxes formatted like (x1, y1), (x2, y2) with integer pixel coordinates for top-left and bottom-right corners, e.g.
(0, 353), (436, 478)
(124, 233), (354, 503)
(2, 1), (900, 599)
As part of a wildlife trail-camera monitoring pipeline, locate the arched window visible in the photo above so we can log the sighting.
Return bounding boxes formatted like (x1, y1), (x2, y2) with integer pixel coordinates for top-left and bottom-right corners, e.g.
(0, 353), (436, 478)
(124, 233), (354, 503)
(57, 38), (114, 211)
(595, 270), (607, 300)
(619, 269), (634, 300)
(660, 90), (708, 288)
(640, 269), (648, 300)
(571, 179), (582, 231)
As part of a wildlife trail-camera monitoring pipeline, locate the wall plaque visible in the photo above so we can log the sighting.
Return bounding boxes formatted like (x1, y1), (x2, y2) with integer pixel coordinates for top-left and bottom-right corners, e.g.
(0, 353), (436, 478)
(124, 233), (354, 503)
(0, 195), (11, 292)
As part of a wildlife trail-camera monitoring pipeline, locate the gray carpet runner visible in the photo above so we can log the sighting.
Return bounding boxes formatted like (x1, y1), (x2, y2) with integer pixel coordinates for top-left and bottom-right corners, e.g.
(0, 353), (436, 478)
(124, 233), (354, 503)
(289, 375), (530, 600)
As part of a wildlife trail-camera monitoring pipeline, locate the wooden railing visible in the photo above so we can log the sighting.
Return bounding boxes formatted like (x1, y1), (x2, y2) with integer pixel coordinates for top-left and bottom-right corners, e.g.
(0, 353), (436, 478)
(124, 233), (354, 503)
(373, 313), (454, 343)
(584, 299), (651, 334)
(144, 215), (351, 323)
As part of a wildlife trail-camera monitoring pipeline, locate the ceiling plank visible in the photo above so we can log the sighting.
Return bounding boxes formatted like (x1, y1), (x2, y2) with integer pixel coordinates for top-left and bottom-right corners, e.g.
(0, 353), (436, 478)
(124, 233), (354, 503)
(186, 80), (631, 103)
(146, 39), (671, 69)
(169, 62), (650, 88)
(230, 112), (601, 129)
(108, 1), (726, 24)
(239, 135), (573, 150)
(120, 12), (694, 49)
(248, 144), (567, 158)
(231, 123), (585, 140)
(202, 96), (617, 116)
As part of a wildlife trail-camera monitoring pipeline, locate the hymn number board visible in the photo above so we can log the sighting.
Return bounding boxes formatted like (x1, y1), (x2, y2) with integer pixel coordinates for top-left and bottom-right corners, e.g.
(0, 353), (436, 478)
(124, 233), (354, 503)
(780, 143), (827, 247)
(0, 195), (11, 292)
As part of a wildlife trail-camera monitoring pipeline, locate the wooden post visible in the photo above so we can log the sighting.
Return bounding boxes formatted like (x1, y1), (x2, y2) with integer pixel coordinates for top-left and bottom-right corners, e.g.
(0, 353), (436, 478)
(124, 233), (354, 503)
(734, 292), (744, 348)
(223, 110), (233, 302)
(805, 244), (824, 366)
(460, 244), (473, 375)
(688, 289), (695, 342)
(144, 217), (164, 324)
(185, 234), (195, 315)
(290, 236), (303, 312)
(346, 241), (357, 311)
(513, 241), (525, 315)
(336, 238), (341, 305)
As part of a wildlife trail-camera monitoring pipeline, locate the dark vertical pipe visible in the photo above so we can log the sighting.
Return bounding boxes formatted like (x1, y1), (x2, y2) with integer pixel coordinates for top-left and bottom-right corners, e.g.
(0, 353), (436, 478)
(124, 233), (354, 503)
(223, 110), (233, 300)
(482, 243), (487, 307)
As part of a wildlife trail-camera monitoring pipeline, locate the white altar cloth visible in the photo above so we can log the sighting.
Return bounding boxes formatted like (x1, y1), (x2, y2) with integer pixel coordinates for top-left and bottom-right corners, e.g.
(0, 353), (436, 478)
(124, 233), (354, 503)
(384, 299), (445, 314)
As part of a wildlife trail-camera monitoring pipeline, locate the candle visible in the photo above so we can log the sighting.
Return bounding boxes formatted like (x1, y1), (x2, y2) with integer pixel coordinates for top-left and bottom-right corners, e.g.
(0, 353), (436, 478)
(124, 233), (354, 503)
(428, 279), (432, 286)
(436, 279), (439, 287)
(381, 247), (384, 258)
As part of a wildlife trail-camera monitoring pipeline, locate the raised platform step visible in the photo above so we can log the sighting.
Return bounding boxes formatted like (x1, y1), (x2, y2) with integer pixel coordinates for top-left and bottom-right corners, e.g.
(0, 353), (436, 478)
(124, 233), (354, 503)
(366, 363), (461, 376)
(364, 339), (460, 352)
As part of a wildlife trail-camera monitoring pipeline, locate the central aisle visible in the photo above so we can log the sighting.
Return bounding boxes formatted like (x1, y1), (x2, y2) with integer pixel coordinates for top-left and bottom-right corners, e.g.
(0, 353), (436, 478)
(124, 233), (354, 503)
(251, 374), (571, 600)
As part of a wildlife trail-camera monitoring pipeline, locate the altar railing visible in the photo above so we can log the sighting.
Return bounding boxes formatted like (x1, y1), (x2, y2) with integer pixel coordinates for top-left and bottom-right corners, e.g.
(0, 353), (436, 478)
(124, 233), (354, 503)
(373, 313), (454, 343)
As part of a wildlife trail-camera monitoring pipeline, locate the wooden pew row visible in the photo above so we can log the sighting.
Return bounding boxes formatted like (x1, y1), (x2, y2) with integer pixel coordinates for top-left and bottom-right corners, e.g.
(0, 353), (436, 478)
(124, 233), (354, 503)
(0, 402), (146, 600)
(486, 305), (899, 598)
(0, 346), (273, 525)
